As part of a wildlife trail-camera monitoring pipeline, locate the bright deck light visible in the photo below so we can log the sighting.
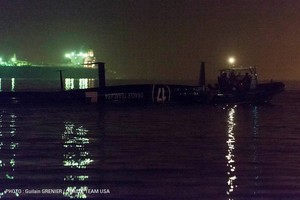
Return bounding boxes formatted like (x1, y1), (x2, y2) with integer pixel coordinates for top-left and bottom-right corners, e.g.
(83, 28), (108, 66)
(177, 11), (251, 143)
(228, 57), (235, 65)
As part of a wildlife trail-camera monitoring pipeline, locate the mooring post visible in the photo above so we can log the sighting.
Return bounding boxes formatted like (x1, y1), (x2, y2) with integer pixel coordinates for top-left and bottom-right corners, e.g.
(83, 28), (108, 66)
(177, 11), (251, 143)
(59, 70), (64, 91)
(97, 62), (106, 96)
(199, 61), (206, 87)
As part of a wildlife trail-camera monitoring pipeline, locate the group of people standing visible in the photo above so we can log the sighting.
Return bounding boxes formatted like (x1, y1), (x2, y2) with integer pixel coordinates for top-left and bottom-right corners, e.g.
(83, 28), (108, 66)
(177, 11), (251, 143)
(218, 71), (252, 92)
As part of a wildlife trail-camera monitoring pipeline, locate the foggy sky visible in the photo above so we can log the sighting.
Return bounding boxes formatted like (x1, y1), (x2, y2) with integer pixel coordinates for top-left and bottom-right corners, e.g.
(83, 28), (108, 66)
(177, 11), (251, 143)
(0, 0), (299, 81)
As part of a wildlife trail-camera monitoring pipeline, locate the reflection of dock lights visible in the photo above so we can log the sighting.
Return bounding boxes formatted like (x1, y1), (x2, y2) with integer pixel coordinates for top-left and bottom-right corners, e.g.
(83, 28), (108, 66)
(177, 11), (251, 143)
(228, 57), (235, 65)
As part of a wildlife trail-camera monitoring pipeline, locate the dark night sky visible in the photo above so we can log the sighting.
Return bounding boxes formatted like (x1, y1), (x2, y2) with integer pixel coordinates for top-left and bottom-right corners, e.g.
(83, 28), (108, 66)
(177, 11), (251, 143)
(0, 0), (300, 81)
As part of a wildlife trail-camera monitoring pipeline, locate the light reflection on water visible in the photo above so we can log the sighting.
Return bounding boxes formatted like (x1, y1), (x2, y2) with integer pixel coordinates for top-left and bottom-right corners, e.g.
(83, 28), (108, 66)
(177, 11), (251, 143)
(252, 106), (260, 195)
(0, 78), (96, 92)
(11, 78), (15, 92)
(0, 78), (15, 92)
(62, 122), (94, 199)
(0, 109), (98, 199)
(225, 105), (261, 199)
(65, 78), (95, 90)
(0, 111), (19, 198)
(226, 106), (237, 199)
(0, 91), (299, 199)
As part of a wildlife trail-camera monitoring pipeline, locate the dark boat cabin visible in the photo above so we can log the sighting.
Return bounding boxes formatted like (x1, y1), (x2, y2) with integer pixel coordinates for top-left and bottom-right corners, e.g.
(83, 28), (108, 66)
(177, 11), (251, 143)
(218, 67), (258, 92)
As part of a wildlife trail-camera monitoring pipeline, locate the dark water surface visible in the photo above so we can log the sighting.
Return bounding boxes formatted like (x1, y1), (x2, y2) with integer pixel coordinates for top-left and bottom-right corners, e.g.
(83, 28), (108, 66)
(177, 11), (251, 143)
(0, 89), (299, 199)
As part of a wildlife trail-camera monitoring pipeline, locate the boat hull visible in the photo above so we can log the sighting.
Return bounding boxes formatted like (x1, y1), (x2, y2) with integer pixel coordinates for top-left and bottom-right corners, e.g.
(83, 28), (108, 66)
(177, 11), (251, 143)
(211, 82), (285, 104)
(0, 82), (284, 105)
(0, 84), (207, 105)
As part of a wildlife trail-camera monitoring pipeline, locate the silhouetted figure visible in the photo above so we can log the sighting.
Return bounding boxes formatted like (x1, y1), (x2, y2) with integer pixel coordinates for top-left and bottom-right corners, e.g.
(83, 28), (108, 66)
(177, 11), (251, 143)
(243, 73), (252, 91)
(229, 72), (238, 90)
(218, 72), (229, 91)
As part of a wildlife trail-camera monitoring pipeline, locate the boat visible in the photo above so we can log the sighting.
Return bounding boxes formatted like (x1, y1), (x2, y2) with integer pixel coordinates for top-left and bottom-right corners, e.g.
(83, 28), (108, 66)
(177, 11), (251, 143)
(93, 62), (284, 104)
(210, 67), (285, 104)
(0, 62), (284, 105)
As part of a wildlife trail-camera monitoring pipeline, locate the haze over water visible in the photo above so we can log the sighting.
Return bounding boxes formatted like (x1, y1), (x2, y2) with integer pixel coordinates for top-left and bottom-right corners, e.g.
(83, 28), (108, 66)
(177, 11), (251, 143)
(1, 1), (298, 197)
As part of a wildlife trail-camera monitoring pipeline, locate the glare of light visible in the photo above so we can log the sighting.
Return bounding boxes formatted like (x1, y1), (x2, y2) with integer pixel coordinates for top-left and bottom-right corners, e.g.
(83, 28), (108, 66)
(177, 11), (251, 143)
(79, 78), (88, 89)
(63, 122), (94, 199)
(64, 175), (89, 181)
(65, 78), (74, 90)
(226, 107), (237, 197)
(228, 57), (235, 65)
(6, 173), (14, 180)
(63, 186), (88, 199)
(11, 78), (15, 91)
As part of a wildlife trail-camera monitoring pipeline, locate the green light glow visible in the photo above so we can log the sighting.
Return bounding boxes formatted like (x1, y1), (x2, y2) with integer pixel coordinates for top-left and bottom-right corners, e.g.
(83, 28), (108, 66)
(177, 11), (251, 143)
(10, 159), (15, 167)
(0, 54), (31, 66)
(64, 49), (95, 67)
(63, 186), (88, 199)
(64, 175), (89, 181)
(64, 51), (88, 65)
(6, 173), (14, 180)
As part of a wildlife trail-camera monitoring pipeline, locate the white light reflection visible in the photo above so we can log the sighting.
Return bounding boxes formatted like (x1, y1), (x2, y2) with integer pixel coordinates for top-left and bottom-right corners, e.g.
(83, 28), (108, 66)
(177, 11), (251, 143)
(79, 78), (95, 89)
(65, 78), (75, 90)
(0, 112), (19, 198)
(226, 106), (237, 199)
(62, 122), (93, 199)
(79, 79), (88, 89)
(11, 78), (15, 92)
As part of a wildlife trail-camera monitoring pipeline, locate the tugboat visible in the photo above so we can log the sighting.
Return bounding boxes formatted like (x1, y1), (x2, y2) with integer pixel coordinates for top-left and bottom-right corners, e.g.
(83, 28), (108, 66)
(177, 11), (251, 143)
(210, 66), (285, 104)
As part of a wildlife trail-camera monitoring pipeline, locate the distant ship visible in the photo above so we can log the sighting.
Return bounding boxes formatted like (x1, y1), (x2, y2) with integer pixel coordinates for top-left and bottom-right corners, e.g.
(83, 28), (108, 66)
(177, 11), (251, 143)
(208, 67), (285, 104)
(0, 62), (284, 105)
(0, 50), (98, 79)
